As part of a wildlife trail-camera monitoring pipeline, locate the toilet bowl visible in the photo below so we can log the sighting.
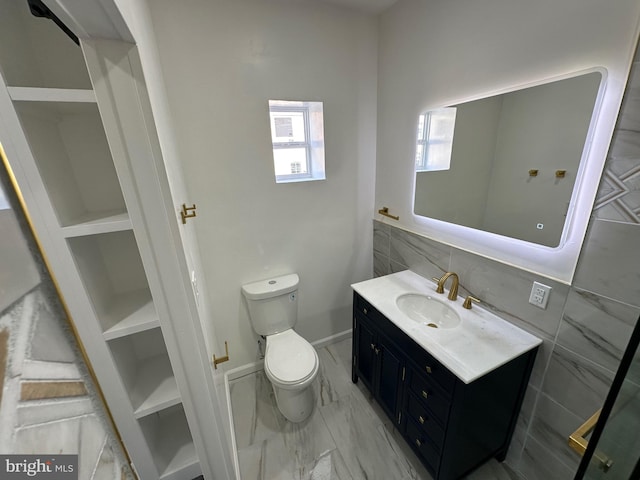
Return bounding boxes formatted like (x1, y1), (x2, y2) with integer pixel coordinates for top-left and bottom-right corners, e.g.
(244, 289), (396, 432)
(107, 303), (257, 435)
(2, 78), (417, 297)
(241, 274), (319, 422)
(264, 330), (319, 422)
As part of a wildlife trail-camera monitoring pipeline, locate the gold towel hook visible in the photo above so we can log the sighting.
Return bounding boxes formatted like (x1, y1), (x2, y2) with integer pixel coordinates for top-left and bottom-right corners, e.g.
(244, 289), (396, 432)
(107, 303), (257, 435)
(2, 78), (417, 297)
(213, 341), (230, 369)
(181, 203), (197, 224)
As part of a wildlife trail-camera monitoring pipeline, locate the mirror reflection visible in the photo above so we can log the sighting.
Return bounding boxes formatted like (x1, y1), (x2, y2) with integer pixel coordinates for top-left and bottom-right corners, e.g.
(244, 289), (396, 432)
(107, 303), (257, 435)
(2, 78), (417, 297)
(413, 71), (602, 247)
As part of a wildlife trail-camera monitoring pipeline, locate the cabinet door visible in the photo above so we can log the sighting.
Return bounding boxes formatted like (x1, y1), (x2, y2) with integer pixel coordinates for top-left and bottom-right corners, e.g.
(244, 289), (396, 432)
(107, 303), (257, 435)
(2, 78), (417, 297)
(355, 315), (377, 391)
(376, 336), (404, 422)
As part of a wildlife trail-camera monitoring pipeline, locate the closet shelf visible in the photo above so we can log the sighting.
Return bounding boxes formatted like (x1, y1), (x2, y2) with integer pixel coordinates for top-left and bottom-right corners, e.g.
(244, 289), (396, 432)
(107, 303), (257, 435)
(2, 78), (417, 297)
(102, 294), (159, 340)
(159, 440), (199, 480)
(140, 404), (201, 480)
(7, 87), (96, 103)
(131, 354), (181, 419)
(61, 211), (132, 238)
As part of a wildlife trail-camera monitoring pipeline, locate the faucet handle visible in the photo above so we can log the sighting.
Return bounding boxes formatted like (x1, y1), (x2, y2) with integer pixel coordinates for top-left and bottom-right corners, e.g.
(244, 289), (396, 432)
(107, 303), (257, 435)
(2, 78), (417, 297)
(431, 277), (445, 294)
(463, 295), (480, 309)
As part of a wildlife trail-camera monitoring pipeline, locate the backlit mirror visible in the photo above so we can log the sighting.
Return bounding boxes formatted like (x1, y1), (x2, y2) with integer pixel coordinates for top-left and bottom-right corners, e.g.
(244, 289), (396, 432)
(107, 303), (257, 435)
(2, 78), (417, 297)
(413, 70), (603, 248)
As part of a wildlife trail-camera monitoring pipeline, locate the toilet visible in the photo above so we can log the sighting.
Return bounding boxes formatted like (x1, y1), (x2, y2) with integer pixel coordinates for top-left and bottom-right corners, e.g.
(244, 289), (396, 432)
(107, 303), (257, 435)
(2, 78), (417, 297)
(241, 273), (319, 422)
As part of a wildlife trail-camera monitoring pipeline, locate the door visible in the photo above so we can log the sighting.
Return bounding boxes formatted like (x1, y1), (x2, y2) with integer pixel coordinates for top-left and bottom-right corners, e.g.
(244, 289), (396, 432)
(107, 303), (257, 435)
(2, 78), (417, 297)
(376, 336), (404, 423)
(574, 314), (640, 479)
(355, 315), (377, 391)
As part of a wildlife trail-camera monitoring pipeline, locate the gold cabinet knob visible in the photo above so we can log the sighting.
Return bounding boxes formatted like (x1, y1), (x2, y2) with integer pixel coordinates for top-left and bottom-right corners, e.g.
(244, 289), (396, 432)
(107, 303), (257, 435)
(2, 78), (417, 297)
(422, 390), (429, 399)
(418, 415), (425, 424)
(425, 366), (432, 374)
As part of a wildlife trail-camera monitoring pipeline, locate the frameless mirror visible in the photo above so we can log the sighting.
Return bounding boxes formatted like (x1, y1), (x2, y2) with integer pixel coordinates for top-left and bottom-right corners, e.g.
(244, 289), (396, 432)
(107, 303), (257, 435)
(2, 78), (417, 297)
(413, 71), (603, 248)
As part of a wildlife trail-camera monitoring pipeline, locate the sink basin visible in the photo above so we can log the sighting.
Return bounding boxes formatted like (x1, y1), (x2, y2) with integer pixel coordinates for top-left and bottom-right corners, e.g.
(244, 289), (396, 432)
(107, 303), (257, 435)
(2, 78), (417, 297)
(396, 293), (461, 329)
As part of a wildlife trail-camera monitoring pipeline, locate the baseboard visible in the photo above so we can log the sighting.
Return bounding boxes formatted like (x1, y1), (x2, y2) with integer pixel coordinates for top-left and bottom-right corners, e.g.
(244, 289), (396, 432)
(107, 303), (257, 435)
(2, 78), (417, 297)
(311, 328), (352, 349)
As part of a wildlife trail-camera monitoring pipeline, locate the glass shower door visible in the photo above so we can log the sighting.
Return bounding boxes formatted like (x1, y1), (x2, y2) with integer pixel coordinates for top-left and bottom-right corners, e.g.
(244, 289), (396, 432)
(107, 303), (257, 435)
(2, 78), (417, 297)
(574, 315), (640, 479)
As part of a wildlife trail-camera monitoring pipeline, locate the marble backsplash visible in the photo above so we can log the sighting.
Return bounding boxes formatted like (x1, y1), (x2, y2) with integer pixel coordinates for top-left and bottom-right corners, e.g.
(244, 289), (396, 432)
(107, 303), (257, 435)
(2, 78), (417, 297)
(372, 48), (640, 480)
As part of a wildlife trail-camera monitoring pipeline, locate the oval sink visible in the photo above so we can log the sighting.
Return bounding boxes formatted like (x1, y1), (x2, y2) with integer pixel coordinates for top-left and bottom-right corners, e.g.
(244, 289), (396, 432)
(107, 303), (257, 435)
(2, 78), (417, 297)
(396, 293), (461, 329)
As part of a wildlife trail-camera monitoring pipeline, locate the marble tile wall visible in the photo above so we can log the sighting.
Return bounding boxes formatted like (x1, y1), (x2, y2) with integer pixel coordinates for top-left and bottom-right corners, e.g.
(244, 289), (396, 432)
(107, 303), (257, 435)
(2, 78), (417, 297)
(372, 49), (640, 480)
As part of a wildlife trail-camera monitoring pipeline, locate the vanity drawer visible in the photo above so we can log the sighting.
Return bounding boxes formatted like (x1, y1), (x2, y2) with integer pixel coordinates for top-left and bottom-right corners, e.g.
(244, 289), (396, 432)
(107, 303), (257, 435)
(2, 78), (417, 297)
(406, 418), (440, 473)
(409, 370), (451, 425)
(406, 342), (456, 394)
(354, 294), (382, 323)
(406, 393), (445, 450)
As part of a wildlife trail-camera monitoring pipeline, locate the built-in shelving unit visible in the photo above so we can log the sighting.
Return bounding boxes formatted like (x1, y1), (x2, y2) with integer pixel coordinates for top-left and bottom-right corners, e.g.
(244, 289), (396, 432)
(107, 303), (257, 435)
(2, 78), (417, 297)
(0, 1), (200, 478)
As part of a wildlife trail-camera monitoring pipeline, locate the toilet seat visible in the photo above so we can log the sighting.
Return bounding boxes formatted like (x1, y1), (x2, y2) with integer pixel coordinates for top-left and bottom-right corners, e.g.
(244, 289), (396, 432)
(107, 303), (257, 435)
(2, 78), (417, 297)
(264, 330), (318, 388)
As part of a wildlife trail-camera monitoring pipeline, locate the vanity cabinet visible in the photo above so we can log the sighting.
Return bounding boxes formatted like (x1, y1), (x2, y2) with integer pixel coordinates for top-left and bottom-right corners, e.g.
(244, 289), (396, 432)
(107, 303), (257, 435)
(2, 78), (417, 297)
(353, 300), (405, 422)
(352, 292), (537, 480)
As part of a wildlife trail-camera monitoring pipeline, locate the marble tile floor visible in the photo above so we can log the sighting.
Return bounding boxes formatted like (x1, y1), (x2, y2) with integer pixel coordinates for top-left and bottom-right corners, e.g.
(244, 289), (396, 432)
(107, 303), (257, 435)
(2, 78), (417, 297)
(229, 337), (524, 480)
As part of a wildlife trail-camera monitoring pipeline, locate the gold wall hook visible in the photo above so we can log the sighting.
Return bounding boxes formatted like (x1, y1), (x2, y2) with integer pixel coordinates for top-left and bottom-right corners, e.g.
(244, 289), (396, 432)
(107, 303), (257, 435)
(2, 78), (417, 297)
(181, 203), (197, 224)
(528, 169), (539, 177)
(556, 170), (567, 178)
(378, 206), (399, 220)
(213, 341), (230, 369)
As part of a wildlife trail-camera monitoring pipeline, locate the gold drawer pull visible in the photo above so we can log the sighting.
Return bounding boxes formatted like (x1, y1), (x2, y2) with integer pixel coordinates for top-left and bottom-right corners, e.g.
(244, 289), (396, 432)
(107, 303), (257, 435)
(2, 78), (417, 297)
(363, 308), (368, 314)
(422, 390), (429, 399)
(370, 343), (375, 350)
(415, 439), (422, 447)
(418, 415), (425, 424)
(425, 366), (432, 374)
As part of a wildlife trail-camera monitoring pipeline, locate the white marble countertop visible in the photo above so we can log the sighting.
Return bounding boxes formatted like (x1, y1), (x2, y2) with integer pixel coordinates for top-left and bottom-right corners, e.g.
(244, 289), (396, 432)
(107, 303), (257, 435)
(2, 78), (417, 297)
(351, 270), (542, 384)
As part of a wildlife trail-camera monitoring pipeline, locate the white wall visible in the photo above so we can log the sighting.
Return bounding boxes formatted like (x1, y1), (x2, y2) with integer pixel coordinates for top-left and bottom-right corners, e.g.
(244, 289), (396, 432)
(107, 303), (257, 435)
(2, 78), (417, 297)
(146, 0), (378, 367)
(376, 0), (640, 282)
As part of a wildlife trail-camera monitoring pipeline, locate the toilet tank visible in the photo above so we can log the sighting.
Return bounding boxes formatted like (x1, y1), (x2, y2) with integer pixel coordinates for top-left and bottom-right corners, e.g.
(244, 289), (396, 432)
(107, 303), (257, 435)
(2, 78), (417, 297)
(241, 274), (299, 336)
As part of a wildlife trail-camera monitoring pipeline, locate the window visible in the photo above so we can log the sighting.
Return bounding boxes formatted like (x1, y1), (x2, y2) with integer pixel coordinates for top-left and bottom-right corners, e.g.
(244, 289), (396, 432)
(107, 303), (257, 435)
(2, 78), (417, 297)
(415, 107), (457, 172)
(269, 100), (325, 183)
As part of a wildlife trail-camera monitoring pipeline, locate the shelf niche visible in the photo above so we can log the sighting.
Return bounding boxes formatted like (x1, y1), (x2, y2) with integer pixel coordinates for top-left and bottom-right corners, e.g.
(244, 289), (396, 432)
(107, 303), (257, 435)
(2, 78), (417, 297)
(67, 230), (157, 337)
(138, 403), (201, 480)
(108, 328), (180, 418)
(14, 100), (127, 228)
(0, 0), (91, 89)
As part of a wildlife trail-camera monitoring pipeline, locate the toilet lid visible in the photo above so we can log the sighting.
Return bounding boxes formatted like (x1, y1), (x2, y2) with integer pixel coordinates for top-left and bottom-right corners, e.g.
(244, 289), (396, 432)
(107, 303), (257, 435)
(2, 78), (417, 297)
(265, 330), (318, 385)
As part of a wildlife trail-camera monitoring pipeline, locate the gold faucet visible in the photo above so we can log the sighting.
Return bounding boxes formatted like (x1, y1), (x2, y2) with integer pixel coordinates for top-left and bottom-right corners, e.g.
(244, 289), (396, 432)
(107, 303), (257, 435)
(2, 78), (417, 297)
(432, 272), (459, 301)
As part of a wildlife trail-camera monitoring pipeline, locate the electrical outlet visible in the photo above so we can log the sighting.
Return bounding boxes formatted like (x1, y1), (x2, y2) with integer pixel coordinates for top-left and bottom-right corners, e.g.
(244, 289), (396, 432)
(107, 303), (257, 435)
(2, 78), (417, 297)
(529, 281), (551, 309)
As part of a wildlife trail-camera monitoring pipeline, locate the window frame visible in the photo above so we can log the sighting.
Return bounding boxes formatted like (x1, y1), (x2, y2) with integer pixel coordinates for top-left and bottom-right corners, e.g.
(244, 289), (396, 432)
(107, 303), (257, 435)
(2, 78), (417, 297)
(270, 105), (312, 182)
(415, 108), (456, 172)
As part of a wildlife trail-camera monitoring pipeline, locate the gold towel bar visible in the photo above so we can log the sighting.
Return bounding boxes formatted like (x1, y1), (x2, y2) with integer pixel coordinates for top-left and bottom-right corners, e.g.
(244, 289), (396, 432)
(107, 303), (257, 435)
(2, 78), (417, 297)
(568, 409), (613, 472)
(378, 207), (399, 221)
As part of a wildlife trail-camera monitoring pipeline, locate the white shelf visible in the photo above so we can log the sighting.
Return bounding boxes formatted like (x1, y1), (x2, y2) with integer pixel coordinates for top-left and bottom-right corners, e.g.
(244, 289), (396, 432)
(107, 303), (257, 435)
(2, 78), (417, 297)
(108, 328), (180, 419)
(132, 354), (181, 418)
(61, 210), (132, 238)
(67, 231), (152, 335)
(7, 87), (96, 103)
(13, 101), (126, 227)
(139, 404), (201, 480)
(160, 442), (201, 480)
(102, 291), (159, 340)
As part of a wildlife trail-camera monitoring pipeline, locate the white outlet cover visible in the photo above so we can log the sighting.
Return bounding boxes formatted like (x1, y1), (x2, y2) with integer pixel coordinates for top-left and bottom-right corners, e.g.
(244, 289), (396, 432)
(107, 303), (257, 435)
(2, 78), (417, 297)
(529, 281), (551, 309)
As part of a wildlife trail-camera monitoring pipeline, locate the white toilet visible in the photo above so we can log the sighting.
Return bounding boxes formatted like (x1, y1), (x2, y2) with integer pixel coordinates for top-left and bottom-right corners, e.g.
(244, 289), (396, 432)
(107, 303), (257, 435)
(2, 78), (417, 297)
(241, 273), (319, 422)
